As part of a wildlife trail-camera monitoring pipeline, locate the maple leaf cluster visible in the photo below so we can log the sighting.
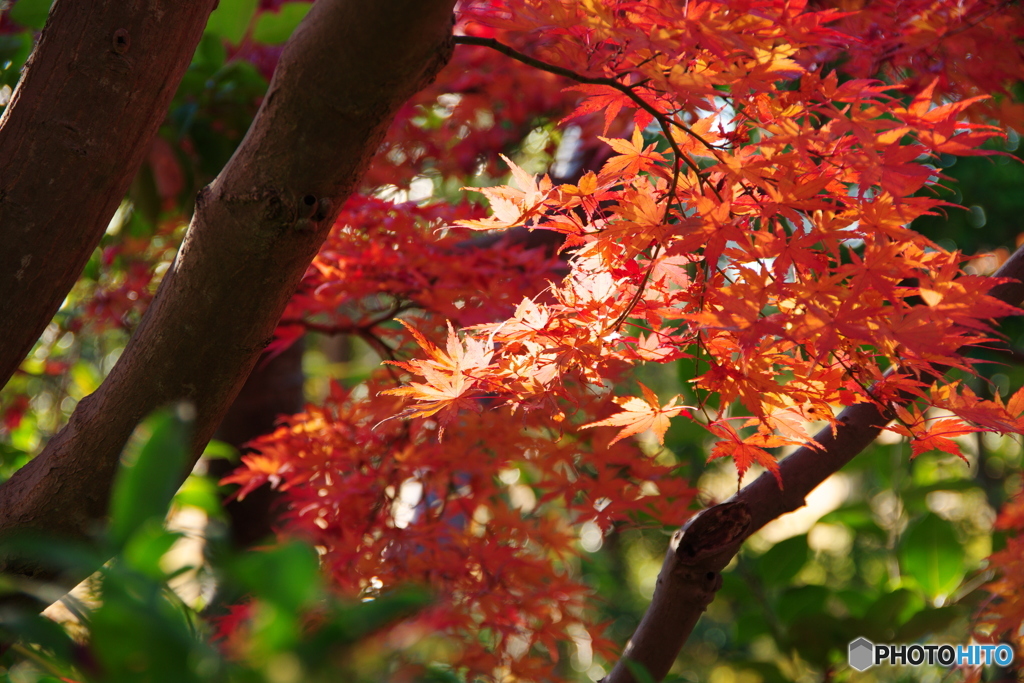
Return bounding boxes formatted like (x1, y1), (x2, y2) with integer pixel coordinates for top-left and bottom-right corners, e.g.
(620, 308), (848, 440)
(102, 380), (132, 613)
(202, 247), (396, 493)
(224, 0), (1024, 677)
(390, 0), (1022, 481)
(223, 379), (695, 678)
(973, 484), (1024, 664)
(813, 0), (1024, 128)
(226, 192), (696, 676)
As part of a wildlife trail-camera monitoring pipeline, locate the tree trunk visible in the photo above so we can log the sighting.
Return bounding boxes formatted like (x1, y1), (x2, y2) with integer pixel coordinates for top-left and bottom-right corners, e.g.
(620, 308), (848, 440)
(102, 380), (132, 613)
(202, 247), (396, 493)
(0, 0), (458, 581)
(0, 0), (218, 389)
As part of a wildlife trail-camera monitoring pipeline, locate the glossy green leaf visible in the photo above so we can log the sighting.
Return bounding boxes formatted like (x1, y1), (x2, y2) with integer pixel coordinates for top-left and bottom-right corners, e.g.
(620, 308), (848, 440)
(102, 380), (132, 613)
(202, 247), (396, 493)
(108, 407), (192, 549)
(202, 438), (239, 460)
(173, 473), (225, 518)
(899, 513), (965, 600)
(252, 2), (312, 45)
(121, 520), (183, 580)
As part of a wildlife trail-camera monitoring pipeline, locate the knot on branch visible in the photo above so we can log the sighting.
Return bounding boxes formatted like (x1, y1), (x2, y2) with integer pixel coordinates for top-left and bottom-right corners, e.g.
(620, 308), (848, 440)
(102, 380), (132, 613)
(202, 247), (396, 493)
(300, 194), (332, 224)
(112, 29), (130, 55)
(673, 501), (751, 564)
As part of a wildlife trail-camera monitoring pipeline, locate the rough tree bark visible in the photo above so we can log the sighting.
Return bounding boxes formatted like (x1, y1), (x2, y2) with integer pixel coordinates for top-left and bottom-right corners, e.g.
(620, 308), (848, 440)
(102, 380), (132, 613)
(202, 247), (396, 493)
(0, 0), (458, 578)
(0, 0), (218, 390)
(604, 246), (1024, 683)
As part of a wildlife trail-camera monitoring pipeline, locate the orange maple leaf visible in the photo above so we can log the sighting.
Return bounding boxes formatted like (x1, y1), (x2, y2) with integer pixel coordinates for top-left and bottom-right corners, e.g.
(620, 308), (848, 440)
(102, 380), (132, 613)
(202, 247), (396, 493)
(383, 321), (494, 435)
(456, 155), (553, 231)
(598, 126), (667, 180)
(706, 422), (784, 486)
(583, 383), (692, 446)
(890, 406), (978, 461)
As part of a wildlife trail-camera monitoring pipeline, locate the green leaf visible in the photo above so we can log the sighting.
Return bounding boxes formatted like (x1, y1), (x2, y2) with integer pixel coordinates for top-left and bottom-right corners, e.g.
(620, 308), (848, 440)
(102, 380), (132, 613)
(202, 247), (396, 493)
(296, 587), (431, 665)
(249, 600), (301, 651)
(719, 572), (755, 602)
(202, 438), (239, 460)
(173, 474), (226, 518)
(121, 520), (183, 580)
(0, 612), (75, 663)
(108, 407), (192, 549)
(90, 567), (213, 683)
(193, 32), (228, 70)
(899, 513), (965, 600)
(0, 534), (104, 590)
(756, 534), (809, 586)
(252, 2), (312, 45)
(819, 503), (882, 532)
(204, 0), (258, 45)
(8, 0), (52, 29)
(735, 609), (770, 643)
(0, 31), (34, 88)
(338, 587), (431, 640)
(232, 541), (321, 612)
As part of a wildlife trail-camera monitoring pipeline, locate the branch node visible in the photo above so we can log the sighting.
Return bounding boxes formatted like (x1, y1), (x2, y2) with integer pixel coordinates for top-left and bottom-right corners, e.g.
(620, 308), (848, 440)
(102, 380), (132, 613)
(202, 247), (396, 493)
(301, 194), (318, 218)
(112, 29), (130, 55)
(312, 197), (332, 223)
(673, 501), (751, 564)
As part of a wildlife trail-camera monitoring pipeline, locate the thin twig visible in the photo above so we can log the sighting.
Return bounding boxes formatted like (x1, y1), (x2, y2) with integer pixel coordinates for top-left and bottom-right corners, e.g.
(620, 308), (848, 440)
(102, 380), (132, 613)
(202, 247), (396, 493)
(452, 35), (720, 199)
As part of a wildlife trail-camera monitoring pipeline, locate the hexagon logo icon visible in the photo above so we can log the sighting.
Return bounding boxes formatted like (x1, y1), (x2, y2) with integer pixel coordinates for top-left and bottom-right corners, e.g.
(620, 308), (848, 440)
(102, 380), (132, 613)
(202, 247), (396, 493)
(849, 638), (874, 672)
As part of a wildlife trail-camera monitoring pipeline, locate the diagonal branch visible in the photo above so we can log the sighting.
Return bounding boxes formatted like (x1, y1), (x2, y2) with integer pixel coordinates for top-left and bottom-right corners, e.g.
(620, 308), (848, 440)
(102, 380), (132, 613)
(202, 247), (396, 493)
(0, 0), (458, 582)
(604, 244), (1024, 683)
(0, 0), (218, 390)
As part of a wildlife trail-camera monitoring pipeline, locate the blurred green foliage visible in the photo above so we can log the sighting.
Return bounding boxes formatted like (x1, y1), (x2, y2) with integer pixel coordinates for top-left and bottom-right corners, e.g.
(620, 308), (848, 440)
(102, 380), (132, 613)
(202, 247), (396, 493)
(0, 408), (432, 683)
(0, 2), (1021, 682)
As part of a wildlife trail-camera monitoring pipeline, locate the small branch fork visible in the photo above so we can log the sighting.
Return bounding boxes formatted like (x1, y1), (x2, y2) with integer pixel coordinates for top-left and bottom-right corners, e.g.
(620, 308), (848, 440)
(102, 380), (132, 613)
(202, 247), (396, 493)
(602, 245), (1024, 683)
(280, 300), (412, 369)
(453, 35), (721, 200)
(451, 36), (716, 332)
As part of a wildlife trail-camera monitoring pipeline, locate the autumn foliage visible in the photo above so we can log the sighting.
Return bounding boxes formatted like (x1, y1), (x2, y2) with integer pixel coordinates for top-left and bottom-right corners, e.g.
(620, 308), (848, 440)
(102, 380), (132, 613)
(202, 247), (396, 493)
(205, 0), (1024, 677)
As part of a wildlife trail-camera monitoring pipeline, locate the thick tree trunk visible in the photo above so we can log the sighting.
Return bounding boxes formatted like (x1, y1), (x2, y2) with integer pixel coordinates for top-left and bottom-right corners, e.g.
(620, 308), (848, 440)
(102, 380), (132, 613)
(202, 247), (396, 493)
(0, 0), (457, 579)
(0, 0), (217, 390)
